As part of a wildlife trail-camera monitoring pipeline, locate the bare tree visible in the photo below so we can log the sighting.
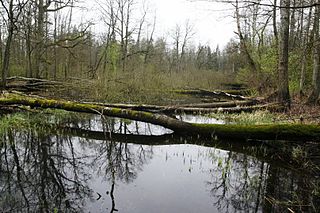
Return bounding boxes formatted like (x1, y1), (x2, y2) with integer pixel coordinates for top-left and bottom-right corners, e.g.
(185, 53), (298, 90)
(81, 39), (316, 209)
(299, 1), (313, 96)
(307, 0), (320, 104)
(33, 0), (77, 79)
(0, 0), (27, 87)
(170, 21), (195, 72)
(234, 0), (259, 73)
(277, 0), (291, 106)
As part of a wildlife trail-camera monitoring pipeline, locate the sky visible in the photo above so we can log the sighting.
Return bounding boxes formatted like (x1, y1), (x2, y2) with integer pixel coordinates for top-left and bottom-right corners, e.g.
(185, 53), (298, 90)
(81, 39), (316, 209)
(148, 0), (236, 48)
(78, 0), (236, 48)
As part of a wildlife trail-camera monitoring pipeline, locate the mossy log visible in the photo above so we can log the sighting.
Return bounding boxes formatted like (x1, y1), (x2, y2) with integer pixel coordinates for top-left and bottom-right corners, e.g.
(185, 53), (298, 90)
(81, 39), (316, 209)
(0, 93), (320, 141)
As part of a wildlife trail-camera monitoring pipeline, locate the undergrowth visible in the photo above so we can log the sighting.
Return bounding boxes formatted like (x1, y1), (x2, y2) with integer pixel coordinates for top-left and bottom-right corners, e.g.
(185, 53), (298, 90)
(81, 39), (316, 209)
(49, 68), (233, 104)
(210, 110), (288, 125)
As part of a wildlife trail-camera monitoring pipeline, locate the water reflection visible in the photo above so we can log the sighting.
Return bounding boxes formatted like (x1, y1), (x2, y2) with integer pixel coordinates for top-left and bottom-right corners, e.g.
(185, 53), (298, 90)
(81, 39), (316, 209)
(0, 114), (319, 212)
(0, 129), (92, 212)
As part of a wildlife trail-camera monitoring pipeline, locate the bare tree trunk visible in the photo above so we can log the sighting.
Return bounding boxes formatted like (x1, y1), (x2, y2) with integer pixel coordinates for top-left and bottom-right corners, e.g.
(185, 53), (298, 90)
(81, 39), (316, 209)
(180, 21), (194, 71)
(53, 2), (58, 80)
(65, 0), (74, 80)
(144, 15), (156, 64)
(25, 3), (33, 78)
(235, 0), (259, 73)
(1, 0), (14, 88)
(123, 0), (130, 72)
(273, 0), (279, 46)
(277, 0), (291, 106)
(307, 0), (320, 105)
(289, 0), (296, 49)
(1, 25), (13, 88)
(0, 18), (3, 64)
(299, 2), (313, 96)
(136, 6), (146, 49)
(35, 0), (45, 78)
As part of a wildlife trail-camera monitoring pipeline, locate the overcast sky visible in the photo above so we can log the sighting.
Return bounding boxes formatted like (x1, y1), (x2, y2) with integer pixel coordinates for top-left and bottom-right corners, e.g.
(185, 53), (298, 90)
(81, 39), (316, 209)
(149, 0), (236, 47)
(79, 0), (236, 48)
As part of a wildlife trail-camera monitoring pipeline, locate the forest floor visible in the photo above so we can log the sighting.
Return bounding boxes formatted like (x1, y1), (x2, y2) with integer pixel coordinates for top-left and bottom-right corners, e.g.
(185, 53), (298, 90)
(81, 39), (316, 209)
(284, 99), (320, 124)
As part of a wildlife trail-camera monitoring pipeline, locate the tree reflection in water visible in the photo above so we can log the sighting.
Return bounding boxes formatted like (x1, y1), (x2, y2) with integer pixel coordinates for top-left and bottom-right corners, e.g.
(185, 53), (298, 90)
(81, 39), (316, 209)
(0, 123), (153, 212)
(0, 128), (92, 212)
(0, 113), (319, 212)
(206, 142), (320, 213)
(89, 127), (153, 212)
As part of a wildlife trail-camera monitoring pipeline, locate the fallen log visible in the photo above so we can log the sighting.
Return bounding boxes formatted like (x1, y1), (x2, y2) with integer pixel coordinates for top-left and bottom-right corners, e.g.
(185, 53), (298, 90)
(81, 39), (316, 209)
(0, 93), (320, 141)
(157, 103), (283, 114)
(6, 76), (65, 92)
(83, 99), (260, 114)
(221, 83), (248, 90)
(173, 100), (257, 108)
(220, 89), (252, 96)
(7, 76), (63, 84)
(173, 89), (247, 101)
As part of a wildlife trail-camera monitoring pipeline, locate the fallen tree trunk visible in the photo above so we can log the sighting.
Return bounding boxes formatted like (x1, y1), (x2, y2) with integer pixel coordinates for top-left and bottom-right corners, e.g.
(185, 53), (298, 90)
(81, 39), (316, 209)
(83, 99), (261, 114)
(6, 76), (65, 92)
(220, 89), (252, 96)
(157, 103), (283, 114)
(221, 83), (248, 90)
(174, 89), (247, 101)
(0, 93), (320, 141)
(172, 100), (257, 108)
(85, 99), (256, 109)
(7, 76), (63, 84)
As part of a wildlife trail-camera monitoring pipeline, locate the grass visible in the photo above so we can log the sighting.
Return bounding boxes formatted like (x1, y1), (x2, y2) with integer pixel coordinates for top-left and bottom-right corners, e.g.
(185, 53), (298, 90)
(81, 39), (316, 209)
(0, 109), (87, 137)
(210, 110), (288, 125)
(0, 113), (30, 135)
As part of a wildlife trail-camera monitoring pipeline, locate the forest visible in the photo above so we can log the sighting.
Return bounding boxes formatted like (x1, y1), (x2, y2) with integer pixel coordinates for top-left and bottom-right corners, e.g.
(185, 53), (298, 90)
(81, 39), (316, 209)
(0, 0), (320, 105)
(0, 0), (320, 212)
(0, 0), (318, 105)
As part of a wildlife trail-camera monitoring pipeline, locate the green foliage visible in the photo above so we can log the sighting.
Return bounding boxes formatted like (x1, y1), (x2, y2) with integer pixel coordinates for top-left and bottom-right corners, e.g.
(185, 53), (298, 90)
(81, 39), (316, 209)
(0, 114), (29, 136)
(9, 64), (25, 77)
(107, 42), (121, 73)
(236, 46), (278, 90)
(260, 46), (278, 76)
(288, 51), (302, 94)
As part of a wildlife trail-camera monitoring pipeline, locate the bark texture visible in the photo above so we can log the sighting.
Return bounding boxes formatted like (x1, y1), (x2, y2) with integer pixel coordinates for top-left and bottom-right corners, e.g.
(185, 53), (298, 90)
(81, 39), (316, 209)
(278, 0), (291, 106)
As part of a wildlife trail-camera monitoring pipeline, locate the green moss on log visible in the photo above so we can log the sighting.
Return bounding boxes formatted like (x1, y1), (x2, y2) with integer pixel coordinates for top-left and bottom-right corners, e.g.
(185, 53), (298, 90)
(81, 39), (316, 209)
(1, 93), (320, 142)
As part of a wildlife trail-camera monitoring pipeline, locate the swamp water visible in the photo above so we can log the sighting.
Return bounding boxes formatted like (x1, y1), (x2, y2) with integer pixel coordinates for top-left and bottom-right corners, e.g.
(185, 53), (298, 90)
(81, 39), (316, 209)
(0, 113), (319, 213)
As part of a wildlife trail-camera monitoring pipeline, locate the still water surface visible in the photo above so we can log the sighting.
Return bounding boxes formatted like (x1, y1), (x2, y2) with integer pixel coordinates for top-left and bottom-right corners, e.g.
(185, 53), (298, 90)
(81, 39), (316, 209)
(0, 114), (319, 212)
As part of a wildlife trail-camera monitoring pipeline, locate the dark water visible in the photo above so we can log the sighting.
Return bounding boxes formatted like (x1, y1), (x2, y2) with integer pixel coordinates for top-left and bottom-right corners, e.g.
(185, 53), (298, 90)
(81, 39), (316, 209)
(0, 114), (319, 213)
